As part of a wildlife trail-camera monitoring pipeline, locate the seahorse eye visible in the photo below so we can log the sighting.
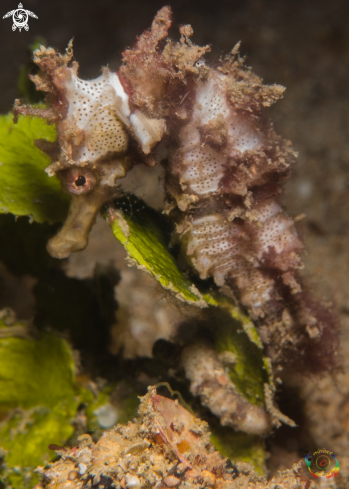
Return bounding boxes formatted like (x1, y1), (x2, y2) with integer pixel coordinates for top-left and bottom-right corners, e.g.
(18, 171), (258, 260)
(61, 168), (97, 195)
(75, 175), (86, 187)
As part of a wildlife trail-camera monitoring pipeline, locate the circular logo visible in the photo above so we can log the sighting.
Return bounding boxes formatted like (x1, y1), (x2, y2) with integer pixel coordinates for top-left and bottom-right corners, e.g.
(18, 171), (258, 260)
(305, 449), (340, 479)
(13, 9), (28, 28)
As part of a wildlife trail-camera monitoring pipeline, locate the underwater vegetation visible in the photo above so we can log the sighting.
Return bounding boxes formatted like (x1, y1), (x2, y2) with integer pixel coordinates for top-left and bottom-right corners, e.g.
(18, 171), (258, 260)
(0, 4), (346, 489)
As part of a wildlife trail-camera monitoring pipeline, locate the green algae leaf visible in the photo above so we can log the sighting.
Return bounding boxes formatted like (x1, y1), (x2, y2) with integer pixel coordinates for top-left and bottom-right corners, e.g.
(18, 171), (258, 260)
(204, 293), (263, 349)
(0, 113), (69, 223)
(214, 315), (268, 407)
(0, 319), (79, 488)
(0, 326), (77, 411)
(210, 424), (266, 474)
(207, 295), (269, 407)
(0, 404), (74, 468)
(0, 404), (74, 489)
(105, 196), (207, 306)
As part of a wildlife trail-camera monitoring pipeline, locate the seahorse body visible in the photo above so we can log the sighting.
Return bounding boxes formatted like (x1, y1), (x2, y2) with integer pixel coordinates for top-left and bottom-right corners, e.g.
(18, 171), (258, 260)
(14, 7), (337, 372)
(165, 69), (302, 321)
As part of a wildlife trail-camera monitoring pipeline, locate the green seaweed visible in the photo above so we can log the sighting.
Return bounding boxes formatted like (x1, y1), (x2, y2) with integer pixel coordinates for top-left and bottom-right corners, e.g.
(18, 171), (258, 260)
(0, 113), (69, 223)
(0, 318), (140, 488)
(0, 405), (75, 468)
(105, 197), (206, 306)
(214, 316), (268, 407)
(204, 295), (268, 406)
(210, 424), (266, 474)
(0, 326), (77, 411)
(0, 319), (78, 488)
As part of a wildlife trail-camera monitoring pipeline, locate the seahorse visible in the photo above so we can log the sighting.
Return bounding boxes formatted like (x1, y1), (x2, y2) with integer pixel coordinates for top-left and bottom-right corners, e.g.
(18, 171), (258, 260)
(14, 6), (338, 373)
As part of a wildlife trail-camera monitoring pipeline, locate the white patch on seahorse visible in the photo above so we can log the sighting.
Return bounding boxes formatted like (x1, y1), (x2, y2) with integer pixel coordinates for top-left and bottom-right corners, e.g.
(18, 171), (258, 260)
(129, 111), (166, 154)
(64, 69), (131, 164)
(174, 74), (263, 197)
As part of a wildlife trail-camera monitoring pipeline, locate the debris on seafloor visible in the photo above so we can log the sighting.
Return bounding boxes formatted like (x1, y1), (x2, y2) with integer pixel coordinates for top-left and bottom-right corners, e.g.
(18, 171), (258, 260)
(34, 388), (312, 489)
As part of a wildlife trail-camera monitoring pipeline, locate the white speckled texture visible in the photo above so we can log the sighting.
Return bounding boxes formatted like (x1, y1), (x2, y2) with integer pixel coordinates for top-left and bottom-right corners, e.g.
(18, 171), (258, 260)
(64, 70), (130, 164)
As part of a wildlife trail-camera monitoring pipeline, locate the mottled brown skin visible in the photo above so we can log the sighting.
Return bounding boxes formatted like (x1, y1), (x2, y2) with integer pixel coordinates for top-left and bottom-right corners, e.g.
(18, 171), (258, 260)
(14, 6), (338, 373)
(119, 8), (338, 374)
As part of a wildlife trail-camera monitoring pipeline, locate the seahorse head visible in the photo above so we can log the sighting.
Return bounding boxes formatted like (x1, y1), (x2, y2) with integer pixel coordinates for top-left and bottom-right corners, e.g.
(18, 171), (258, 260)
(14, 42), (135, 258)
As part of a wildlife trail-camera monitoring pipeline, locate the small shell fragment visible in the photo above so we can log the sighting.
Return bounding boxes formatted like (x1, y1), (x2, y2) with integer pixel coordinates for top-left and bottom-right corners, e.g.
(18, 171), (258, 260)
(124, 440), (150, 456)
(68, 471), (79, 481)
(201, 470), (216, 487)
(78, 463), (87, 475)
(125, 473), (141, 488)
(164, 475), (181, 486)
